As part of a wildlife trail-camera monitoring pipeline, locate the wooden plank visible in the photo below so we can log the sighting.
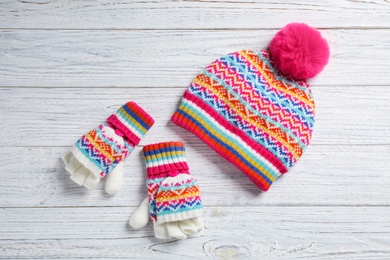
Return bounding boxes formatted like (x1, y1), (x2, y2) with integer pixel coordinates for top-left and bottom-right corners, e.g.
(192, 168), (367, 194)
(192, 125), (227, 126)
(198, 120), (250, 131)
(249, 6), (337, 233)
(0, 145), (389, 208)
(1, 0), (390, 29)
(1, 207), (389, 259)
(1, 29), (389, 87)
(0, 87), (389, 147)
(1, 2), (389, 259)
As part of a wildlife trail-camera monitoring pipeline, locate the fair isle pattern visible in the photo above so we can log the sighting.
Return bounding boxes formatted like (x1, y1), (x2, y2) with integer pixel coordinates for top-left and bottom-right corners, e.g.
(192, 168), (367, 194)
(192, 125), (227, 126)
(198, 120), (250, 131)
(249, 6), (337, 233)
(205, 56), (313, 143)
(173, 96), (284, 190)
(144, 144), (187, 171)
(143, 142), (203, 223)
(73, 102), (154, 178)
(107, 101), (155, 146)
(187, 82), (296, 167)
(147, 175), (202, 223)
(74, 124), (133, 177)
(172, 50), (316, 191)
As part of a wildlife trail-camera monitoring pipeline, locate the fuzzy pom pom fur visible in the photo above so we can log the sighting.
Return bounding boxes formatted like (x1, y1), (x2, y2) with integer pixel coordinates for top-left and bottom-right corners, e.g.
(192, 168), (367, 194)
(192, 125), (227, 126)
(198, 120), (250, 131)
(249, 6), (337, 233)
(269, 23), (330, 80)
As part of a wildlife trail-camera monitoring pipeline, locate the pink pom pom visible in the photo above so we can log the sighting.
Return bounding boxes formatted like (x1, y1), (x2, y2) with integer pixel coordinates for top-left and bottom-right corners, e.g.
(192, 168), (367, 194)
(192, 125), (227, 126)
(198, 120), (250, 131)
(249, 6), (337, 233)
(269, 23), (330, 80)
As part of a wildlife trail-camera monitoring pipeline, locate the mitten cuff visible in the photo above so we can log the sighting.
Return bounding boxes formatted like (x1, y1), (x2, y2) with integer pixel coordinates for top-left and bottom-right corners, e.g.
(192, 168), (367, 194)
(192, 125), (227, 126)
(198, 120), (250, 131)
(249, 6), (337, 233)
(143, 141), (189, 178)
(107, 101), (155, 146)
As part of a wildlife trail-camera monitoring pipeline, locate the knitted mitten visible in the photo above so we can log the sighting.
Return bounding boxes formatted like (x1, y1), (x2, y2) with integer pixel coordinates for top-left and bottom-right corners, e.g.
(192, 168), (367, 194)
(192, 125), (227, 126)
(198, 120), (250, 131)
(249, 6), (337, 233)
(62, 101), (154, 194)
(129, 141), (203, 239)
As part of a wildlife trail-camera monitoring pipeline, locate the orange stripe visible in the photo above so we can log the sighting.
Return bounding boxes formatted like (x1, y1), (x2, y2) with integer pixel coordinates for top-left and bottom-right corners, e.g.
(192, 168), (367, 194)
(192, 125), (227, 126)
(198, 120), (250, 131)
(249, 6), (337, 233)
(156, 188), (201, 202)
(87, 130), (122, 162)
(173, 111), (272, 191)
(243, 50), (315, 108)
(194, 75), (303, 158)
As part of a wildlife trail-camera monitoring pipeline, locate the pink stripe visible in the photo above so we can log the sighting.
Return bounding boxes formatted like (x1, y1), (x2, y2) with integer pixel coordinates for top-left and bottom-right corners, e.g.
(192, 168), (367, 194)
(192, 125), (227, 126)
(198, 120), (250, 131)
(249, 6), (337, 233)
(183, 91), (288, 174)
(172, 107), (273, 191)
(205, 59), (312, 144)
(106, 115), (140, 146)
(209, 59), (311, 140)
(190, 82), (296, 166)
(156, 196), (201, 206)
(239, 51), (313, 101)
(233, 51), (314, 112)
(83, 137), (109, 162)
(146, 165), (189, 179)
(125, 101), (155, 128)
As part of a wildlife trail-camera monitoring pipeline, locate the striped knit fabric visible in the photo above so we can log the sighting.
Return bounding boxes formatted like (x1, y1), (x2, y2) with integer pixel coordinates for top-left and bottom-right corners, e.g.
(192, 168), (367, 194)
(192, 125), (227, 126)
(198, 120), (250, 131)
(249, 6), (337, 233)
(171, 50), (315, 191)
(143, 142), (203, 224)
(107, 101), (155, 146)
(72, 101), (154, 178)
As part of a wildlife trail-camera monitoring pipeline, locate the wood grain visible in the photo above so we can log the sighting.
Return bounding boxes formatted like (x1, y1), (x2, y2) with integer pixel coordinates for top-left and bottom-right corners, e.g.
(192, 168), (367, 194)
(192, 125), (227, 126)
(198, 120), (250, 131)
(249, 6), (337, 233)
(1, 29), (390, 87)
(1, 145), (389, 207)
(1, 0), (390, 29)
(1, 207), (389, 259)
(1, 0), (390, 258)
(1, 87), (389, 147)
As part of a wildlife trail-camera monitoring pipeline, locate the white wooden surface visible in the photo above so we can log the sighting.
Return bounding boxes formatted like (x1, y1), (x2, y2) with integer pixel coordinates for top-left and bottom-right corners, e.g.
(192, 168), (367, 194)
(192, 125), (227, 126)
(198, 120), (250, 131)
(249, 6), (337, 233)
(1, 1), (389, 259)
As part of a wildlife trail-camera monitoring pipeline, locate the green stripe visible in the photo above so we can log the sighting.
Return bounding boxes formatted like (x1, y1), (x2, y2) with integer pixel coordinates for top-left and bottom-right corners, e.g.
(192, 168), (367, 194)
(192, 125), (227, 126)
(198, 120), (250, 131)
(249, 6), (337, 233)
(117, 109), (145, 135)
(202, 69), (306, 149)
(245, 52), (314, 127)
(180, 100), (280, 180)
(254, 50), (313, 94)
(96, 124), (122, 154)
(158, 179), (198, 191)
(145, 155), (186, 164)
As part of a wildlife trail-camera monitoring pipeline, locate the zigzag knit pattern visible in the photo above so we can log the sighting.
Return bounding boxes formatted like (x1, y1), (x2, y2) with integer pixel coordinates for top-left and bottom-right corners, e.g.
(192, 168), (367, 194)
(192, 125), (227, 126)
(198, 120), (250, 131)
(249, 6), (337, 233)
(172, 50), (316, 192)
(143, 142), (203, 224)
(73, 102), (154, 178)
(74, 124), (130, 177)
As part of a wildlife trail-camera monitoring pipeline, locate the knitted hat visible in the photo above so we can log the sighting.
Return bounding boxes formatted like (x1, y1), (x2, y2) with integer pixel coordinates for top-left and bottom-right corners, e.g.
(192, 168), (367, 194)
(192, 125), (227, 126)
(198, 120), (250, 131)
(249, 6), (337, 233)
(171, 23), (330, 191)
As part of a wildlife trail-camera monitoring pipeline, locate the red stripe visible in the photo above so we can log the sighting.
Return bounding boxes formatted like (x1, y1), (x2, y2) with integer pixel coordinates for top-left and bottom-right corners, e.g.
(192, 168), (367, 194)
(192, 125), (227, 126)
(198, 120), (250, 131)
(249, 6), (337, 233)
(106, 115), (141, 145)
(182, 91), (288, 174)
(126, 102), (155, 128)
(190, 81), (296, 164)
(172, 109), (272, 191)
(146, 167), (190, 178)
(206, 59), (312, 144)
(143, 142), (190, 179)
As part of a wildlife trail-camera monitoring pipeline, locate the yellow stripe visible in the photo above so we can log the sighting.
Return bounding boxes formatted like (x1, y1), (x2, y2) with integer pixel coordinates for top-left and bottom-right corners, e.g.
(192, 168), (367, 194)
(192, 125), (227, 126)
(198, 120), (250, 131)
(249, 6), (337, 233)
(87, 132), (117, 162)
(240, 50), (314, 107)
(194, 77), (301, 159)
(179, 102), (278, 182)
(145, 150), (186, 162)
(156, 191), (200, 203)
(119, 107), (148, 134)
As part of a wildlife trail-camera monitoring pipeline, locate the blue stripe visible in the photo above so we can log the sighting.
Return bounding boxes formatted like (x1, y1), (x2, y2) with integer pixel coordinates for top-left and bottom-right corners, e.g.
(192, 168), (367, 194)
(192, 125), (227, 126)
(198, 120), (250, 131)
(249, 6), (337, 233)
(229, 51), (314, 116)
(177, 103), (277, 184)
(75, 140), (105, 172)
(122, 104), (151, 131)
(254, 51), (314, 94)
(143, 145), (185, 158)
(201, 69), (307, 149)
(222, 54), (315, 126)
(188, 83), (291, 167)
(124, 142), (135, 154)
(254, 51), (314, 95)
(157, 178), (198, 191)
(117, 109), (145, 134)
(96, 124), (122, 154)
(156, 203), (203, 216)
(235, 52), (315, 122)
(145, 155), (186, 164)
(74, 127), (135, 175)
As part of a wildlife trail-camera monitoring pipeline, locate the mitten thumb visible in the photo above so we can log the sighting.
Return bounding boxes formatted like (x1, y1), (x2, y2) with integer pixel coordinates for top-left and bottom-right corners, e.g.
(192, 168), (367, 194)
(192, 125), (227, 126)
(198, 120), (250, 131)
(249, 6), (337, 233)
(129, 197), (149, 229)
(104, 161), (123, 195)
